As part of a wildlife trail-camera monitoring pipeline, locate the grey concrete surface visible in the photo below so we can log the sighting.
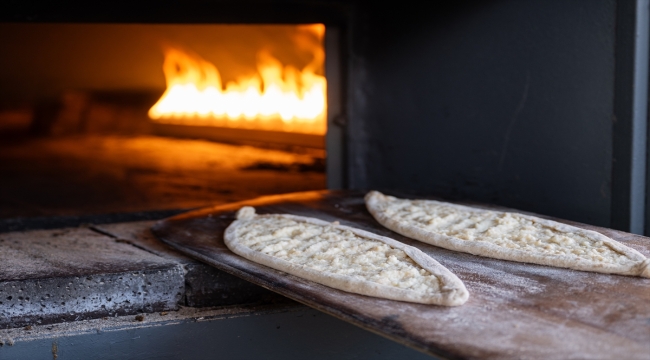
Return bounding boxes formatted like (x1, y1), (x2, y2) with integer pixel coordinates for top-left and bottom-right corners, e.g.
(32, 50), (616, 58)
(0, 227), (185, 329)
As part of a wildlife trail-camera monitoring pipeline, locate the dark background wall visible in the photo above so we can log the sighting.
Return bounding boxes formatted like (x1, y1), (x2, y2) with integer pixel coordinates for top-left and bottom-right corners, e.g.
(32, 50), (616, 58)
(347, 0), (617, 228)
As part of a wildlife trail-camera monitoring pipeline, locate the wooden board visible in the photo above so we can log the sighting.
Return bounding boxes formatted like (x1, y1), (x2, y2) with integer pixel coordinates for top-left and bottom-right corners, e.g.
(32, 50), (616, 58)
(151, 190), (650, 360)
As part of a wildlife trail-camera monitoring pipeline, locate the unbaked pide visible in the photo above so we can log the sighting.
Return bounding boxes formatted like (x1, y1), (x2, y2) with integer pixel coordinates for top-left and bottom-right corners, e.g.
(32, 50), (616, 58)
(224, 206), (469, 306)
(365, 191), (650, 278)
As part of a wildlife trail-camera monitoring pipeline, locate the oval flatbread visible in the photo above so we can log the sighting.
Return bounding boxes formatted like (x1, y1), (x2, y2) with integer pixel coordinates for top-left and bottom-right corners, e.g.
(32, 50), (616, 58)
(365, 191), (650, 278)
(224, 206), (469, 306)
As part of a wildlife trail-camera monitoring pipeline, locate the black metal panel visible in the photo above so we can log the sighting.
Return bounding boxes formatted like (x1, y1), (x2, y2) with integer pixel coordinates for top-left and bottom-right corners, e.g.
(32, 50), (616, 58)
(347, 0), (618, 227)
(612, 0), (649, 234)
(0, 0), (351, 24)
(0, 307), (434, 360)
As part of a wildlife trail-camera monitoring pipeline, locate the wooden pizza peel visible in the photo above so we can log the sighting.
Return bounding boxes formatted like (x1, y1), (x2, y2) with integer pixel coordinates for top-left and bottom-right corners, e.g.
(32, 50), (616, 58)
(151, 190), (650, 360)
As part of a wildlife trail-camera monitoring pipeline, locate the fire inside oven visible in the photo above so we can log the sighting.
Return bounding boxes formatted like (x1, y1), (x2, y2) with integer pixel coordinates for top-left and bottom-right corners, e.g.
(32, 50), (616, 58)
(0, 24), (330, 218)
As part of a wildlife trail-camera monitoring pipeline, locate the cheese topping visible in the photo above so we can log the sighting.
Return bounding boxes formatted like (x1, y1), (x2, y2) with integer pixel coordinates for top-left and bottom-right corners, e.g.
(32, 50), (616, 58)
(234, 215), (443, 295)
(378, 197), (636, 266)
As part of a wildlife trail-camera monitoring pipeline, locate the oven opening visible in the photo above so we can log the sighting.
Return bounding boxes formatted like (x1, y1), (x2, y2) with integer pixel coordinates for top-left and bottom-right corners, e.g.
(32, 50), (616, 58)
(0, 23), (337, 221)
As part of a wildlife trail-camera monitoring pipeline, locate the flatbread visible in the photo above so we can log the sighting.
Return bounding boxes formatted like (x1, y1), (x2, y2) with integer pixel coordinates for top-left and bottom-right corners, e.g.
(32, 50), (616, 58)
(365, 191), (650, 278)
(224, 206), (469, 306)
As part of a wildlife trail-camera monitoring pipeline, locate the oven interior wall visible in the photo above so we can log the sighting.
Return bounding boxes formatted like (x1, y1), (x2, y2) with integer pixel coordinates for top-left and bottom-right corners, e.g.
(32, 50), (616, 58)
(0, 24), (317, 106)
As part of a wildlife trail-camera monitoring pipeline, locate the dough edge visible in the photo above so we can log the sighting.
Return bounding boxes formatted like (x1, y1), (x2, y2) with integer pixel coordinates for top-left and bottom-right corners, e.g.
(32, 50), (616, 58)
(365, 191), (650, 278)
(224, 206), (470, 306)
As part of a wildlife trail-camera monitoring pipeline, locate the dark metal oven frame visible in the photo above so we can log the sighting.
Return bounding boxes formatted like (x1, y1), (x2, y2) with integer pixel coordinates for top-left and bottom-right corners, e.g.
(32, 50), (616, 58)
(2, 0), (650, 237)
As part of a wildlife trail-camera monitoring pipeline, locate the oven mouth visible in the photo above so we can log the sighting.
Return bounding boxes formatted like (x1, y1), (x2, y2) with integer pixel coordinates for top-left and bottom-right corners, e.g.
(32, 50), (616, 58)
(0, 23), (343, 222)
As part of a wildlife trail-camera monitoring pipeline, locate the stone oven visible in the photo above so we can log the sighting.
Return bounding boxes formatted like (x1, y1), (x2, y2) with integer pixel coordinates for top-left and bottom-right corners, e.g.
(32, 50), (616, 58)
(0, 1), (648, 359)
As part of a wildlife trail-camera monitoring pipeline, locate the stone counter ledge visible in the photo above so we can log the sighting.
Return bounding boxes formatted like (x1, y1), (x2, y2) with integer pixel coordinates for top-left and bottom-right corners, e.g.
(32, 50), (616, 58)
(0, 222), (279, 329)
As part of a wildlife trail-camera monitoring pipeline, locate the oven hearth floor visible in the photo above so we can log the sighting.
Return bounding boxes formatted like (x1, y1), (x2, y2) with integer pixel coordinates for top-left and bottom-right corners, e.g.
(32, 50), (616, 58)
(0, 135), (325, 219)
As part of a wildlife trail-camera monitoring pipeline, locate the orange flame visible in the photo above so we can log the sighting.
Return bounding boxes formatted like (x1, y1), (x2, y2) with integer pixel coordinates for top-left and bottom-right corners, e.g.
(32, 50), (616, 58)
(148, 24), (326, 135)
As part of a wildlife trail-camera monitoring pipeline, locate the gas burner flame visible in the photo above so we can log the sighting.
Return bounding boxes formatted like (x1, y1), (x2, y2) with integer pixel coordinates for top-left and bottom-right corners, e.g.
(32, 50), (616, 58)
(148, 24), (326, 135)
